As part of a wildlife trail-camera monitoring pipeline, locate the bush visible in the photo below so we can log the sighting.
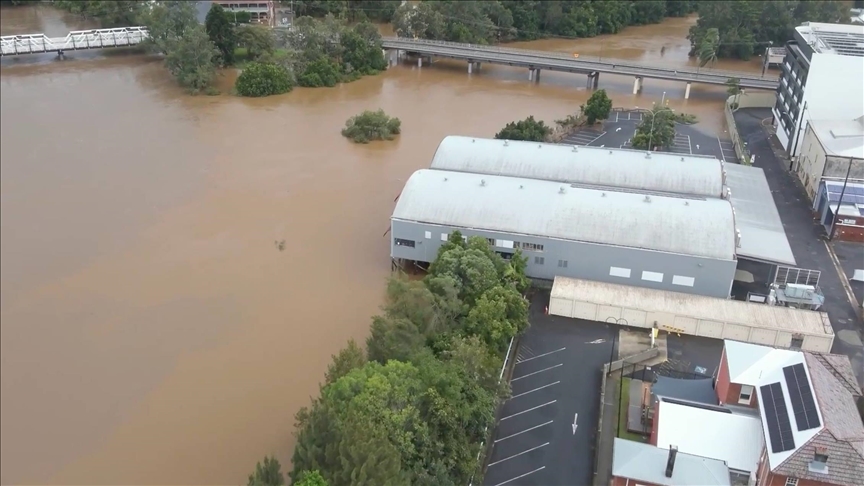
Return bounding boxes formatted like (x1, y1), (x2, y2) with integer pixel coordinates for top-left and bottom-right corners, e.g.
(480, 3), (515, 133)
(297, 56), (341, 87)
(235, 62), (294, 97)
(494, 116), (552, 142)
(582, 89), (613, 124)
(341, 109), (401, 144)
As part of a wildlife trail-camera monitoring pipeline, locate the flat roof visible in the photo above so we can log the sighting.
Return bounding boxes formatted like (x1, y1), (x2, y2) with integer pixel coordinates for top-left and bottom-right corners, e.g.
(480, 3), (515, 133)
(551, 277), (834, 337)
(429, 136), (726, 198)
(808, 117), (864, 159)
(724, 164), (796, 266)
(656, 400), (764, 473)
(612, 438), (731, 486)
(796, 22), (864, 57)
(393, 170), (738, 260)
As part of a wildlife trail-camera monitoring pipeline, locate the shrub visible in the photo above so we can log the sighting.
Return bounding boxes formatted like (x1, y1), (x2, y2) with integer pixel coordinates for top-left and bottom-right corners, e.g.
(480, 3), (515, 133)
(235, 62), (294, 97)
(341, 109), (401, 144)
(582, 89), (613, 124)
(297, 56), (341, 87)
(494, 116), (552, 142)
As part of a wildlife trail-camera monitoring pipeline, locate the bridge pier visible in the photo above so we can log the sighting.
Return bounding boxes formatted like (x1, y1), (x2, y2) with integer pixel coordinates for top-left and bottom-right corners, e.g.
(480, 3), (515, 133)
(684, 82), (692, 99)
(468, 61), (473, 74)
(528, 68), (540, 82)
(632, 76), (643, 94)
(587, 71), (600, 89)
(56, 49), (65, 59)
(418, 56), (422, 68)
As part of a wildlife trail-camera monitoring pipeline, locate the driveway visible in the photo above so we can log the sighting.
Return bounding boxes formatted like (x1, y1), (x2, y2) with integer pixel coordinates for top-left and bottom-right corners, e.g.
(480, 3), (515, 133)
(483, 293), (616, 486)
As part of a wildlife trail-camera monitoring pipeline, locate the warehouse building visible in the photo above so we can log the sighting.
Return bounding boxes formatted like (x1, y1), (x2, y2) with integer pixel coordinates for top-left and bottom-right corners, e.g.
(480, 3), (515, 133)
(391, 169), (739, 298)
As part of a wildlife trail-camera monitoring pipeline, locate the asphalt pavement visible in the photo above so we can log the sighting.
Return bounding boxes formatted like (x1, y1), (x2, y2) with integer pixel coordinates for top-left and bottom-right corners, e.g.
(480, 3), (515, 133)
(561, 110), (737, 162)
(482, 293), (616, 486)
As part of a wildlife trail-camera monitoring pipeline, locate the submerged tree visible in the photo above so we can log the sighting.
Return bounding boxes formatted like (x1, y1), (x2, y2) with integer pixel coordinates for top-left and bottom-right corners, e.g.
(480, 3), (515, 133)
(247, 456), (285, 486)
(494, 116), (552, 142)
(341, 110), (401, 143)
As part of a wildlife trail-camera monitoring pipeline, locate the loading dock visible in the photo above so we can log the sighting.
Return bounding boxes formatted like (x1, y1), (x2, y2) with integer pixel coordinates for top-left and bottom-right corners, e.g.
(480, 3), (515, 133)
(549, 277), (834, 352)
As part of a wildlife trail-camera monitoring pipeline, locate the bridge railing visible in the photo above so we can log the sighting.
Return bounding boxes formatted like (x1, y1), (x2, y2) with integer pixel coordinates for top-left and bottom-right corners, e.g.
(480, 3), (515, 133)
(0, 26), (148, 55)
(381, 36), (769, 81)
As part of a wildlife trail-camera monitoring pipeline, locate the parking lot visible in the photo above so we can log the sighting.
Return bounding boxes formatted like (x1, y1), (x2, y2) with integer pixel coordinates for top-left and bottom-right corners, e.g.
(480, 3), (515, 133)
(561, 110), (738, 163)
(483, 296), (615, 486)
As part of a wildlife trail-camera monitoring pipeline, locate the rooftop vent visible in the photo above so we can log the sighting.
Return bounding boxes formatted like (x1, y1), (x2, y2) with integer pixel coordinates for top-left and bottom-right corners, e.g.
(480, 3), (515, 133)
(559, 187), (566, 194)
(680, 157), (684, 162)
(480, 179), (486, 187)
(644, 195), (651, 203)
(519, 185), (524, 189)
(472, 139), (475, 143)
(645, 152), (652, 159)
(609, 150), (613, 155)
(572, 146), (578, 152)
(504, 140), (509, 146)
(601, 192), (606, 197)
(684, 201), (689, 206)
(538, 144), (542, 148)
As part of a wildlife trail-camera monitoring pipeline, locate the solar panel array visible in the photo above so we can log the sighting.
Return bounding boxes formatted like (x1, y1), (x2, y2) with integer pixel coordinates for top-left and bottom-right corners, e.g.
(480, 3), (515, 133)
(783, 363), (821, 431)
(761, 382), (796, 453)
(825, 182), (864, 206)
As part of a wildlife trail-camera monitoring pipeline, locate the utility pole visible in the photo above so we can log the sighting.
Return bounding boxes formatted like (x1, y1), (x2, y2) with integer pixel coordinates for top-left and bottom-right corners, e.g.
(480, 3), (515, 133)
(828, 156), (855, 241)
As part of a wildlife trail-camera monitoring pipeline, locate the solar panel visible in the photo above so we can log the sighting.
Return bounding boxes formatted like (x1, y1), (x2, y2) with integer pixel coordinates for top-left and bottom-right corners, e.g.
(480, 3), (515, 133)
(783, 364), (821, 431)
(761, 382), (796, 453)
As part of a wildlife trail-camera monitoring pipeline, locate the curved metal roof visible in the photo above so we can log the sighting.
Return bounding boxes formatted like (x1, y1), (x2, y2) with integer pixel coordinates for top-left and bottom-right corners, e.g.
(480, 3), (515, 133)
(429, 136), (726, 198)
(392, 170), (737, 260)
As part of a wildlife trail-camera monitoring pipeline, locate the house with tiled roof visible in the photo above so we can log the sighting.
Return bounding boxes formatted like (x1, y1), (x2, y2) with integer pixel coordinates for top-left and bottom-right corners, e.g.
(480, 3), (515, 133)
(715, 340), (864, 486)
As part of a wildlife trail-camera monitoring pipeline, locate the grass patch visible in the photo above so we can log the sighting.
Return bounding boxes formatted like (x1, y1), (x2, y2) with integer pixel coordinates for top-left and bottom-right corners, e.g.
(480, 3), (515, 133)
(616, 377), (649, 442)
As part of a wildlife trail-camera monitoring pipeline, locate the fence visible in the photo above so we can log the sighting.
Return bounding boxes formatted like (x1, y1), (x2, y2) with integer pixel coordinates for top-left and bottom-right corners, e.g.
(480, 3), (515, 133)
(724, 91), (777, 165)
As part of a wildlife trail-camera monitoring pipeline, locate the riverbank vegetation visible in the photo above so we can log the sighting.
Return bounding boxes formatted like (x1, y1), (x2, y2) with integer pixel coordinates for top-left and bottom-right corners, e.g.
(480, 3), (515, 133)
(494, 116), (553, 142)
(235, 62), (294, 97)
(342, 110), (401, 143)
(392, 0), (698, 44)
(688, 0), (850, 61)
(263, 232), (529, 485)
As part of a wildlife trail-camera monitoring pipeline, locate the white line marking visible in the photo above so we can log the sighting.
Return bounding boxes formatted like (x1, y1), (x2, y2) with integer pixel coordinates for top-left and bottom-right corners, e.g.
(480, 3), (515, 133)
(488, 442), (550, 467)
(615, 111), (619, 122)
(500, 400), (557, 420)
(515, 347), (565, 364)
(492, 466), (546, 486)
(572, 413), (579, 434)
(688, 136), (693, 154)
(512, 364), (563, 381)
(511, 381), (560, 399)
(495, 420), (554, 443)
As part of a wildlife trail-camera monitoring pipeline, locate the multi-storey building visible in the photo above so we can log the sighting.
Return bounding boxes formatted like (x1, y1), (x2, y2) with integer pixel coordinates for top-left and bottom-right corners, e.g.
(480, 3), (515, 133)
(772, 22), (864, 157)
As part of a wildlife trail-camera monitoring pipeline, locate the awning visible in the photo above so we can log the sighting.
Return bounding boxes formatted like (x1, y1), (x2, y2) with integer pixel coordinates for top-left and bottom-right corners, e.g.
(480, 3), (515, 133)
(725, 164), (797, 266)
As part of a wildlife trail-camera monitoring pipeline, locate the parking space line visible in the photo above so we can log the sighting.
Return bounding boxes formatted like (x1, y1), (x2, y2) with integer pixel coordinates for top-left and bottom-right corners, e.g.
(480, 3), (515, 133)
(494, 420), (554, 443)
(687, 135), (692, 154)
(492, 466), (546, 486)
(511, 381), (560, 399)
(511, 363), (563, 381)
(488, 442), (550, 467)
(585, 131), (607, 146)
(516, 347), (565, 364)
(500, 400), (557, 420)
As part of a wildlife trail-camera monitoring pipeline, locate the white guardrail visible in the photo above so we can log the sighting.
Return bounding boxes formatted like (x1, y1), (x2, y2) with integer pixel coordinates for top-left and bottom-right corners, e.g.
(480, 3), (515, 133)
(0, 27), (149, 56)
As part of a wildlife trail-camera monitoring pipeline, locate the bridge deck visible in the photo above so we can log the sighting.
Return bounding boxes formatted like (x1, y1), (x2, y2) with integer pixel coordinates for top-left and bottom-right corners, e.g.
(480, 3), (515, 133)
(0, 27), (148, 56)
(381, 37), (778, 89)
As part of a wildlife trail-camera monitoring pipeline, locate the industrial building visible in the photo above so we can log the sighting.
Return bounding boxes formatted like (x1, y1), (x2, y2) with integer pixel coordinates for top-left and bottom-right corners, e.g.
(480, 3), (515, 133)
(391, 169), (739, 298)
(428, 136), (795, 266)
(772, 22), (864, 157)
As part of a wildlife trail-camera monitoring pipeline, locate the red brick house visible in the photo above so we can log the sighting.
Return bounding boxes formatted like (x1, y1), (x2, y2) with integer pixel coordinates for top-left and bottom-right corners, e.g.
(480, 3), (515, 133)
(715, 340), (864, 486)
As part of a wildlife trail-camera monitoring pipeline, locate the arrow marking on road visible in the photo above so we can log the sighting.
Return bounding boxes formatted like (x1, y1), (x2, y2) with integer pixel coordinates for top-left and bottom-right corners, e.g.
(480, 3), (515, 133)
(586, 339), (606, 344)
(572, 413), (578, 435)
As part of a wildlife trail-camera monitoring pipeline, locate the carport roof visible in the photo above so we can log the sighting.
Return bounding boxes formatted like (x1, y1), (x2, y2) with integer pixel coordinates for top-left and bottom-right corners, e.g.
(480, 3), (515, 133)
(724, 164), (796, 266)
(612, 438), (731, 486)
(393, 170), (738, 260)
(551, 277), (834, 337)
(429, 136), (726, 198)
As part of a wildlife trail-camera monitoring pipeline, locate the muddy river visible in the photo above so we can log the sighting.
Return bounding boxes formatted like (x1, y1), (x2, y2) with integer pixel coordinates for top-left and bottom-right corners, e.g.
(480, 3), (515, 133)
(0, 6), (765, 484)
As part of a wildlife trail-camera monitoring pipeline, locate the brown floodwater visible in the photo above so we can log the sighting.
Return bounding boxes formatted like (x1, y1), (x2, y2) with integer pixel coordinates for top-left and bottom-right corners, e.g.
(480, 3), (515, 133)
(0, 6), (770, 484)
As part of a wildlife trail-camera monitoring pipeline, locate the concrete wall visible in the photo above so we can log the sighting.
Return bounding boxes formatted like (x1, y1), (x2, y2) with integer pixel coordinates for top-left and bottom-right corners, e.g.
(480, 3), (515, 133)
(390, 219), (738, 299)
(725, 92), (776, 165)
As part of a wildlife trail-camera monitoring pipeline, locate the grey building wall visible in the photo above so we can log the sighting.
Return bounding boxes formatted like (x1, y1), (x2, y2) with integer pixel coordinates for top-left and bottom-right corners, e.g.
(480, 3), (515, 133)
(390, 219), (737, 299)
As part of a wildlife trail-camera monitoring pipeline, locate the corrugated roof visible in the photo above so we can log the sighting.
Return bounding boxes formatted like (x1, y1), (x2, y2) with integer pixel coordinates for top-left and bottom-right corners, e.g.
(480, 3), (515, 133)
(551, 278), (833, 337)
(429, 136), (726, 198)
(393, 170), (737, 260)
(724, 164), (796, 266)
(612, 438), (731, 486)
(656, 400), (764, 473)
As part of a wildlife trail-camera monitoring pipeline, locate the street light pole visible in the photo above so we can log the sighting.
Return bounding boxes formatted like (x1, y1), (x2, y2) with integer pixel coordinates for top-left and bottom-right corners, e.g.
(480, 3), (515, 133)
(828, 156), (855, 241)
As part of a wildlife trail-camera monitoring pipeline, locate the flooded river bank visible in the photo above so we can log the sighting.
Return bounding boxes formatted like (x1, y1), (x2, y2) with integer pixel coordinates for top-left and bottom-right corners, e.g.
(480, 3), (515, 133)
(0, 6), (766, 484)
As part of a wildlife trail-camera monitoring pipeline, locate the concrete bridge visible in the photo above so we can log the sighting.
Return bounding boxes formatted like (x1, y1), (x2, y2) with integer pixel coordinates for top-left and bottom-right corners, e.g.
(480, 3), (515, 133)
(381, 37), (779, 98)
(0, 27), (148, 58)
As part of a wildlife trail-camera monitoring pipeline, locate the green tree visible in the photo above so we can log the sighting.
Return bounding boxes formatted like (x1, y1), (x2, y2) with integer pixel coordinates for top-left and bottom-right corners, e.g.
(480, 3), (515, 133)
(463, 286), (529, 353)
(205, 3), (237, 65)
(366, 315), (425, 363)
(582, 89), (613, 124)
(631, 106), (676, 151)
(235, 62), (294, 97)
(140, 0), (200, 56)
(494, 116), (552, 142)
(294, 470), (328, 486)
(298, 56), (342, 87)
(341, 109), (401, 143)
(393, 2), (446, 40)
(163, 26), (220, 93)
(52, 0), (144, 27)
(324, 340), (366, 386)
(236, 25), (276, 61)
(248, 456), (285, 486)
(726, 77), (743, 108)
(697, 27), (720, 67)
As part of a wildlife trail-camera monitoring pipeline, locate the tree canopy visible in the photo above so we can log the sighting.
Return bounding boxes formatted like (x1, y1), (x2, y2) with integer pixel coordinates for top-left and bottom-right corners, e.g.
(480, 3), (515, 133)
(289, 231), (530, 486)
(582, 89), (613, 125)
(235, 62), (294, 97)
(342, 109), (401, 144)
(205, 3), (237, 66)
(688, 1), (850, 61)
(247, 456), (285, 486)
(631, 106), (676, 151)
(494, 116), (552, 142)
